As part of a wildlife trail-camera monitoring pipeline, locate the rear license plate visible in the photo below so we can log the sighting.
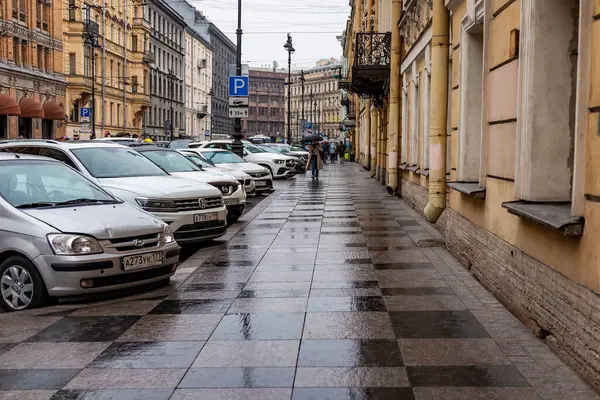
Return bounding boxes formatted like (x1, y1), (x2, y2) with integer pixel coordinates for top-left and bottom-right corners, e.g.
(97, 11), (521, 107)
(194, 212), (218, 222)
(122, 251), (164, 271)
(255, 181), (267, 187)
(224, 198), (239, 205)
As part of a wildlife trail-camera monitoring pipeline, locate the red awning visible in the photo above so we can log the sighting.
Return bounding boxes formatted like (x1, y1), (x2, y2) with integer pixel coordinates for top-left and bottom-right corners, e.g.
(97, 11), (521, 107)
(19, 98), (45, 119)
(0, 94), (21, 116)
(42, 101), (66, 120)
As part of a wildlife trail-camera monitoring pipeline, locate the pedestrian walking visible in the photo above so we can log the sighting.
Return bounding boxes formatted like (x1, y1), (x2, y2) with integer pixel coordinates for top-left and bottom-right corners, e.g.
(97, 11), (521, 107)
(329, 144), (336, 163)
(306, 140), (323, 180)
(338, 143), (345, 163)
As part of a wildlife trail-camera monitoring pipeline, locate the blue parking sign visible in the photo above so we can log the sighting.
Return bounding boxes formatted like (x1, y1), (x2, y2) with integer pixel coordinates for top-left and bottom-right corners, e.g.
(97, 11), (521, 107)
(228, 76), (249, 97)
(80, 108), (90, 118)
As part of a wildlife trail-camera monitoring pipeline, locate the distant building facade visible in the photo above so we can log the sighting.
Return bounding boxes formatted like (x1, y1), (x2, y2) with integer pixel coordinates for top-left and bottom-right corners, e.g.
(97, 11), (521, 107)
(185, 27), (212, 138)
(286, 59), (343, 141)
(168, 1), (235, 138)
(144, 0), (185, 140)
(243, 68), (286, 138)
(0, 0), (66, 139)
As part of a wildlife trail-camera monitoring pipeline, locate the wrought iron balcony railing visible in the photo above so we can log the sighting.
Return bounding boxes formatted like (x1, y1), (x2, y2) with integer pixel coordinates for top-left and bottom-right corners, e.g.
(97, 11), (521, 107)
(351, 32), (391, 98)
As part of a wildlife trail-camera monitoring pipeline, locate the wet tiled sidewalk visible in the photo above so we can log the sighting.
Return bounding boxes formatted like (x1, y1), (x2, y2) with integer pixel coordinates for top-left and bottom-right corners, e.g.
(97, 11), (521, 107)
(1, 165), (598, 400)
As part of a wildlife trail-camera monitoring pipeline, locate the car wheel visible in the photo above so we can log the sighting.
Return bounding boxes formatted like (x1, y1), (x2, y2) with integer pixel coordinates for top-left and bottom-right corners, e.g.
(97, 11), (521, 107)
(0, 256), (48, 312)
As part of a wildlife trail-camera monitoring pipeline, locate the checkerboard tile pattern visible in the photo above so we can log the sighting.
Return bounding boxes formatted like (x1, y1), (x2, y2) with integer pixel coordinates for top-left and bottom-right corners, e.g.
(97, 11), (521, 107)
(0, 166), (597, 400)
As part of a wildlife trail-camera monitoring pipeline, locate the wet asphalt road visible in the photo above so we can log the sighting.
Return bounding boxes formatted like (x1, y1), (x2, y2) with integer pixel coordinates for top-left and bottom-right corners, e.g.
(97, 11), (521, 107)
(0, 165), (597, 400)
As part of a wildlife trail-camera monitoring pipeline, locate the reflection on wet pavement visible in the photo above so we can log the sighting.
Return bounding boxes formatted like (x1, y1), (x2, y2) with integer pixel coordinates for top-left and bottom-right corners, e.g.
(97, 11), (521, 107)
(0, 165), (598, 400)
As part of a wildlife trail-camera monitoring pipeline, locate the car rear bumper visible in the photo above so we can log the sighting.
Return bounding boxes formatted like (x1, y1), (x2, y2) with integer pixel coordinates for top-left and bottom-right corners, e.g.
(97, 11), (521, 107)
(34, 244), (180, 297)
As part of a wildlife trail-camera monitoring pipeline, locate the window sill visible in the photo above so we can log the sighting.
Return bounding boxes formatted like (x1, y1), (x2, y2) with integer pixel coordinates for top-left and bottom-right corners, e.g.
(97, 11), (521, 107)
(399, 163), (408, 170)
(416, 168), (429, 176)
(501, 201), (584, 237)
(448, 182), (486, 199)
(407, 164), (418, 172)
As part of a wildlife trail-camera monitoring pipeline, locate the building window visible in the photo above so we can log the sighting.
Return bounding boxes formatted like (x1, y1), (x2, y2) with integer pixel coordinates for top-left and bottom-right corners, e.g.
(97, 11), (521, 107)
(131, 75), (138, 93)
(18, 0), (25, 21)
(69, 53), (76, 74)
(12, 0), (17, 19)
(12, 37), (19, 65)
(117, 104), (120, 126)
(68, 0), (75, 21)
(42, 3), (49, 31)
(109, 102), (113, 125)
(37, 45), (43, 69)
(109, 60), (114, 86)
(84, 46), (91, 77)
(132, 35), (138, 52)
(117, 62), (121, 87)
(44, 48), (51, 73)
(36, 1), (41, 28)
(20, 40), (27, 67)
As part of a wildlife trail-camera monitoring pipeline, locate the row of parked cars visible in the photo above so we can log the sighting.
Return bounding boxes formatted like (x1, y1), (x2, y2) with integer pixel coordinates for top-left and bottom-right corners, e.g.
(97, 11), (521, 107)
(0, 138), (307, 311)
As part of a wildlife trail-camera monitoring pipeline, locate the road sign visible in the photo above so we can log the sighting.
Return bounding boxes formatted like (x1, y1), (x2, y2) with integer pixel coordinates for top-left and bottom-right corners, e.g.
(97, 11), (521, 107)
(229, 64), (249, 76)
(229, 107), (249, 118)
(80, 108), (90, 123)
(229, 76), (249, 97)
(306, 122), (312, 130)
(229, 97), (249, 106)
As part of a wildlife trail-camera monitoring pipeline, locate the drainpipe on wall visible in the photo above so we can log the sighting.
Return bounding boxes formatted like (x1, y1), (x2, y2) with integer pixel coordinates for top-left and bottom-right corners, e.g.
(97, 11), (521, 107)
(370, 106), (377, 176)
(423, 0), (450, 223)
(101, 3), (106, 134)
(387, 0), (402, 194)
(123, 0), (128, 135)
(363, 0), (373, 169)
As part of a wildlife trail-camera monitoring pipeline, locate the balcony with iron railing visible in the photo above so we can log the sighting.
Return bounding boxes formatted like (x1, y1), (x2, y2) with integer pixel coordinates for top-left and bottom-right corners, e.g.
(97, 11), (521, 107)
(351, 32), (391, 98)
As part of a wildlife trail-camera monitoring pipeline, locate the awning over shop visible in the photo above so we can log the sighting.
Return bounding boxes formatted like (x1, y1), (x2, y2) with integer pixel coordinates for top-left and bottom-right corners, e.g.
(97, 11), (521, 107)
(0, 94), (21, 116)
(19, 98), (45, 119)
(42, 101), (66, 120)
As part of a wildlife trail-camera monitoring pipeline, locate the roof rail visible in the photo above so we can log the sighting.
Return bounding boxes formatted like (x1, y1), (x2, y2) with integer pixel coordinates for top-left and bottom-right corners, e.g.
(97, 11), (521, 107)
(0, 139), (60, 144)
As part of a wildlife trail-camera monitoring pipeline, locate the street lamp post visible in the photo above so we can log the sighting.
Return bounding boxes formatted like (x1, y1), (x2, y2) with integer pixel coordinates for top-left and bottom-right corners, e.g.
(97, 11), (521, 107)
(284, 33), (294, 145)
(167, 68), (176, 141)
(231, 0), (244, 157)
(84, 19), (100, 138)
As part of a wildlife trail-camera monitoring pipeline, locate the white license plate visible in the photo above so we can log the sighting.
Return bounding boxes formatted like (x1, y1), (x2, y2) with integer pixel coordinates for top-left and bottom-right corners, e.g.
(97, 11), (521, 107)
(255, 181), (267, 187)
(224, 198), (239, 205)
(194, 212), (218, 222)
(122, 252), (164, 271)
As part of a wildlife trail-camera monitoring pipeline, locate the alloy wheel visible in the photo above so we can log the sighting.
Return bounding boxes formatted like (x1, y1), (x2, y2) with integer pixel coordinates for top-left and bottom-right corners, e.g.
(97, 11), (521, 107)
(1, 265), (34, 310)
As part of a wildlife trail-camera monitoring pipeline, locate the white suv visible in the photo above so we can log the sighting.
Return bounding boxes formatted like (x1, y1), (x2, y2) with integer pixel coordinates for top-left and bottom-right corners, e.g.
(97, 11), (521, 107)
(189, 140), (298, 179)
(0, 140), (228, 244)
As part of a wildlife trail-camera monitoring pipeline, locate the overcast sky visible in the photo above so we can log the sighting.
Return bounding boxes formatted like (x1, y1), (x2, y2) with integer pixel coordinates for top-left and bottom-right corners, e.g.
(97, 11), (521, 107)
(189, 0), (350, 69)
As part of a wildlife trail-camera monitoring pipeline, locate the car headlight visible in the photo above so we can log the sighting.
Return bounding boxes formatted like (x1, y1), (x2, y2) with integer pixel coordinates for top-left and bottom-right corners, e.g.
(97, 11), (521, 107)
(135, 197), (177, 212)
(274, 159), (285, 164)
(161, 225), (175, 244)
(47, 234), (103, 255)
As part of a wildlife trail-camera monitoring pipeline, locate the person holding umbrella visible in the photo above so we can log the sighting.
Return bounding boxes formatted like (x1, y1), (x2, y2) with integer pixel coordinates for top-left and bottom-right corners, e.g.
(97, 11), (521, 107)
(306, 139), (323, 180)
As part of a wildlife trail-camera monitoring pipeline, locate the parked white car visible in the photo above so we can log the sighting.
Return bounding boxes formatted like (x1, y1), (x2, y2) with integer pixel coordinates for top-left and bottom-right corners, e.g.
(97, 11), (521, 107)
(136, 147), (246, 223)
(0, 152), (180, 311)
(184, 148), (274, 194)
(178, 150), (257, 196)
(0, 140), (228, 244)
(189, 140), (298, 179)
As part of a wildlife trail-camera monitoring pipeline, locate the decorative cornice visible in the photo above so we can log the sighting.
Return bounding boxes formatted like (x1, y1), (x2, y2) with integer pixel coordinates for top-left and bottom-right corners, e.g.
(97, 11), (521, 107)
(445, 0), (464, 12)
(1, 21), (63, 50)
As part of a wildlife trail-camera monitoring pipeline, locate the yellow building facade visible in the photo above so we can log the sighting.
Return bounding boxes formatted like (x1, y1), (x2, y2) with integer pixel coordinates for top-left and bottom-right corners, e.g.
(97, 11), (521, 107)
(344, 0), (600, 390)
(63, 0), (151, 139)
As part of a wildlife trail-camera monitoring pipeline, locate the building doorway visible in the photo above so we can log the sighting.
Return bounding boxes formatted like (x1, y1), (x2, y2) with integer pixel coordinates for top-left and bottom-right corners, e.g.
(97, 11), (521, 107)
(41, 119), (53, 139)
(0, 115), (7, 139)
(18, 117), (32, 138)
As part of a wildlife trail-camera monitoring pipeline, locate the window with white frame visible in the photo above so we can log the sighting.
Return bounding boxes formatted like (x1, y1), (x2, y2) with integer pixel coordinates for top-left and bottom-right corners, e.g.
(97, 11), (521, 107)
(401, 73), (408, 164)
(410, 63), (419, 166)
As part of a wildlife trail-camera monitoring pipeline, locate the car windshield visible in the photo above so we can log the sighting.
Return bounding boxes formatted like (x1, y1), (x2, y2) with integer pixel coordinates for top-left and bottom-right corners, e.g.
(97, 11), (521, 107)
(243, 142), (266, 154)
(182, 153), (216, 168)
(0, 160), (116, 208)
(71, 147), (168, 178)
(141, 150), (200, 173)
(290, 146), (304, 152)
(168, 140), (193, 149)
(258, 145), (282, 154)
(203, 151), (245, 164)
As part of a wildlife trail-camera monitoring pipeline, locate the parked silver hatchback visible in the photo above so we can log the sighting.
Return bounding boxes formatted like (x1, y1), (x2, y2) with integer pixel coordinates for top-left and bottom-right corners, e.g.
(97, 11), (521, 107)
(0, 152), (180, 311)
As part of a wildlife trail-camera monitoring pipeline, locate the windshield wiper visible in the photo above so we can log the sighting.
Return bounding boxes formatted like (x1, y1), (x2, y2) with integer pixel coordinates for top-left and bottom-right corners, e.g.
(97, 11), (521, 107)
(15, 202), (57, 209)
(53, 198), (117, 205)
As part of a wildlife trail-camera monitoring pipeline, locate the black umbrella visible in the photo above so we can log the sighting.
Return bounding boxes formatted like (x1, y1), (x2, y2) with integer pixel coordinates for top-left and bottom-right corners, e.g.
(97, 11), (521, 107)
(303, 135), (323, 142)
